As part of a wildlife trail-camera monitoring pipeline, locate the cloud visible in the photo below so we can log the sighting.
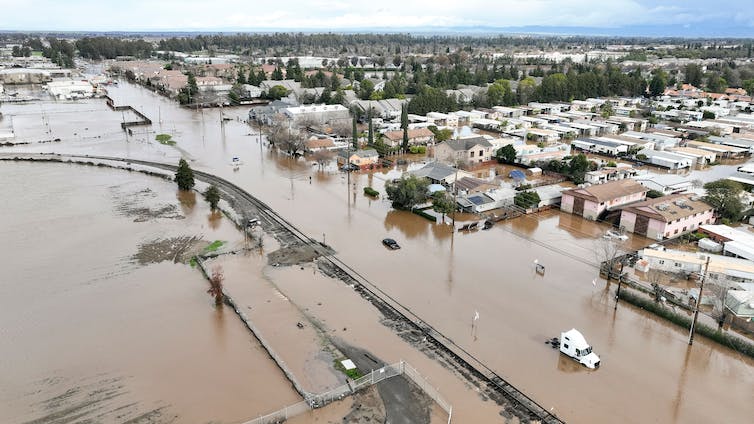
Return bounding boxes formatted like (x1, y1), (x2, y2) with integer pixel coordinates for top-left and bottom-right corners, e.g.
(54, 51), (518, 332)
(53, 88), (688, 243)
(0, 0), (751, 33)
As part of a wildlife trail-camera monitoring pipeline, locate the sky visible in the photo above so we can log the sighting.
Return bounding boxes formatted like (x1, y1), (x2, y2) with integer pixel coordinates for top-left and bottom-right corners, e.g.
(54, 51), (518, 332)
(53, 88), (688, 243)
(1, 0), (753, 37)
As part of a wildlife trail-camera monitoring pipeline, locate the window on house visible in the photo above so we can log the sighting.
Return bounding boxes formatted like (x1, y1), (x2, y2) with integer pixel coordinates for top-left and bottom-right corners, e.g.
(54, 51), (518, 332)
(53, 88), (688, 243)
(470, 151), (475, 157)
(683, 226), (687, 232)
(479, 150), (484, 157)
(674, 228), (679, 234)
(674, 262), (681, 267)
(659, 260), (665, 265)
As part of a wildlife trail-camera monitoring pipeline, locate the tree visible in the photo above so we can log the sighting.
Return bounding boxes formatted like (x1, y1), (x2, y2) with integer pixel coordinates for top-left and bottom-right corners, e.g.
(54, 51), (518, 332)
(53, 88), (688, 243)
(400, 103), (408, 131)
(266, 85), (288, 100)
(487, 79), (514, 106)
(271, 66), (284, 80)
(704, 179), (745, 222)
(227, 83), (244, 105)
(177, 72), (200, 105)
(203, 185), (221, 210)
(175, 159), (195, 191)
(601, 102), (614, 119)
(358, 79), (375, 100)
(594, 237), (627, 284)
(352, 117), (359, 149)
(431, 191), (455, 221)
(514, 191), (541, 209)
(517, 76), (537, 104)
(236, 67), (247, 84)
(368, 119), (374, 145)
(495, 144), (517, 164)
(428, 125), (453, 142)
(208, 266), (224, 306)
(385, 175), (430, 210)
(684, 64), (703, 87)
(649, 72), (667, 97)
(569, 153), (589, 183)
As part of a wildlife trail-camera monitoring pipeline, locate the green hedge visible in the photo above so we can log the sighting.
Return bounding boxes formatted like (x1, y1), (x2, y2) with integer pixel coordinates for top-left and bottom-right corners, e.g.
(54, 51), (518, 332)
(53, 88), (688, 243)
(413, 208), (436, 222)
(363, 187), (379, 197)
(618, 289), (754, 358)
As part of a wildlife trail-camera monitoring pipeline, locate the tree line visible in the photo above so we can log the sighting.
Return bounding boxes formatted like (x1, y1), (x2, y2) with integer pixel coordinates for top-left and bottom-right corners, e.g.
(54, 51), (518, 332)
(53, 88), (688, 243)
(76, 36), (153, 59)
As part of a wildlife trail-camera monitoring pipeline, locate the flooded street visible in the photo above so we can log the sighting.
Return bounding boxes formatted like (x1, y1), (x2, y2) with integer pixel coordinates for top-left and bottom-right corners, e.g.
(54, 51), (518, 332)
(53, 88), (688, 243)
(3, 81), (754, 422)
(0, 162), (300, 423)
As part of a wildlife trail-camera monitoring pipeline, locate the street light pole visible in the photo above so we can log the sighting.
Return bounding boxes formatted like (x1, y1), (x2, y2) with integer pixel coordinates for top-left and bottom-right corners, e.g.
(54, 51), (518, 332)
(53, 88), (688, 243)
(689, 256), (711, 345)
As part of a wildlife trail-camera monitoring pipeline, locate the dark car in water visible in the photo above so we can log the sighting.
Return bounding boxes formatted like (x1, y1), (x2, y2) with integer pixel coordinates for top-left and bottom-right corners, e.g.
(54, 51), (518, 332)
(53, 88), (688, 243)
(382, 238), (400, 250)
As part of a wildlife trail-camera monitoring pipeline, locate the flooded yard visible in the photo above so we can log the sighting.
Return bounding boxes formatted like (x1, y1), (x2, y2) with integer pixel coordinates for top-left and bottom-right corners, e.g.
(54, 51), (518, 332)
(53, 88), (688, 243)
(0, 162), (300, 423)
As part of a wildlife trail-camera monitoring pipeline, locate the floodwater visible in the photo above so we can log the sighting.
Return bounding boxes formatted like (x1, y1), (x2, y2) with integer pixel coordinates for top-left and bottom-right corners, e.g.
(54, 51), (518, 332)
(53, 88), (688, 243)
(0, 162), (300, 423)
(4, 80), (754, 422)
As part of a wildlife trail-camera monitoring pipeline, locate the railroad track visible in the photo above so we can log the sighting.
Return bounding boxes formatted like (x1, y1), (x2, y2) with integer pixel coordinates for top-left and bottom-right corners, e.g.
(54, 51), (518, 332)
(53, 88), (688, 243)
(60, 154), (566, 423)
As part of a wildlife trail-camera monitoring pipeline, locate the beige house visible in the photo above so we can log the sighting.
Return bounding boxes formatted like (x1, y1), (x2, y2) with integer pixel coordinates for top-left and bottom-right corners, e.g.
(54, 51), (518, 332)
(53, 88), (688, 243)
(435, 136), (494, 165)
(337, 149), (380, 168)
(383, 128), (435, 147)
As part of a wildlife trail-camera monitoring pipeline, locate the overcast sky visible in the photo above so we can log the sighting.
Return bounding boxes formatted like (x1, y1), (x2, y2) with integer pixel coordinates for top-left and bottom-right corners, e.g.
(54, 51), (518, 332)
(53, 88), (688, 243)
(1, 0), (752, 35)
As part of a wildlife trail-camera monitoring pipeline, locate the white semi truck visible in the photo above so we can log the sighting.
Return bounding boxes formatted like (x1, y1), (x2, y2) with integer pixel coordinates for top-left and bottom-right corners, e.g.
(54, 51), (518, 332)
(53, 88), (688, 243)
(560, 328), (601, 369)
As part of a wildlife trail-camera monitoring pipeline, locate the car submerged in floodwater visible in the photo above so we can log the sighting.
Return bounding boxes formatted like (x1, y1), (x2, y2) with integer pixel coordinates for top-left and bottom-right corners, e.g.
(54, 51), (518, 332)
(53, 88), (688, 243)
(382, 238), (400, 250)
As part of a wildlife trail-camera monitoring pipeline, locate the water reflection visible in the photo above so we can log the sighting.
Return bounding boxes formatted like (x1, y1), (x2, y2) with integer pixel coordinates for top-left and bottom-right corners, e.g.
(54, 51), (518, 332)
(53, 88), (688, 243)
(384, 210), (430, 239)
(556, 352), (587, 373)
(176, 190), (196, 215)
(508, 214), (539, 236)
(208, 211), (222, 229)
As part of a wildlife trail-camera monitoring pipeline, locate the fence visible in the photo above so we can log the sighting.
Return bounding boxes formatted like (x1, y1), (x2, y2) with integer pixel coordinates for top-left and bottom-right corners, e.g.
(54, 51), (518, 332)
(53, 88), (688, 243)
(240, 360), (451, 424)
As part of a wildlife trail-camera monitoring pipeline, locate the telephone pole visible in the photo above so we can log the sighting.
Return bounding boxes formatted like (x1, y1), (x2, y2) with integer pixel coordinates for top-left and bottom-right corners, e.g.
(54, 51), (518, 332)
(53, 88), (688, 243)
(689, 256), (711, 345)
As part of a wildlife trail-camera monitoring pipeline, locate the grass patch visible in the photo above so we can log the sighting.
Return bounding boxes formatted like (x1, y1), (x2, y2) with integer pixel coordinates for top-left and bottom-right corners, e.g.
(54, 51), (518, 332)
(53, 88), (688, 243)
(189, 257), (197, 268)
(618, 289), (754, 358)
(155, 133), (176, 146)
(334, 358), (362, 380)
(203, 240), (224, 253)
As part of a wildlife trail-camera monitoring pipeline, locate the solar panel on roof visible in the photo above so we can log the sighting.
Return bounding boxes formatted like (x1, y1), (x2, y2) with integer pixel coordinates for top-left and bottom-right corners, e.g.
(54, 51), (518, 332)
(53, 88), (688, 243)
(469, 195), (488, 205)
(509, 170), (526, 180)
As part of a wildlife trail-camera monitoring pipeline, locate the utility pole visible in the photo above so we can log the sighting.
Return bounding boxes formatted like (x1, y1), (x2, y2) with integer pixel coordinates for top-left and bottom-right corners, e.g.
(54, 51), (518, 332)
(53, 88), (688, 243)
(614, 261), (625, 310)
(689, 256), (711, 345)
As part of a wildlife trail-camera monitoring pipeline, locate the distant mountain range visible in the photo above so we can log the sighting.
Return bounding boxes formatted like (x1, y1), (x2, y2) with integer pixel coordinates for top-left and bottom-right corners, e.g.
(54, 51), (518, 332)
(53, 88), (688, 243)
(2, 25), (752, 39)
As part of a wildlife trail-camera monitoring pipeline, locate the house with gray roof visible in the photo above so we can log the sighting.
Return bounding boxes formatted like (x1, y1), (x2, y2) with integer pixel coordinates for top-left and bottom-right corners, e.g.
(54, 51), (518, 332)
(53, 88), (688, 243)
(435, 136), (494, 165)
(408, 162), (472, 186)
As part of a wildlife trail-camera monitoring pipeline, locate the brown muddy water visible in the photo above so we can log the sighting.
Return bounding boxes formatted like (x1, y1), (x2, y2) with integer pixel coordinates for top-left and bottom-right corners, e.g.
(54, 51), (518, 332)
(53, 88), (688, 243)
(4, 81), (754, 423)
(0, 162), (300, 423)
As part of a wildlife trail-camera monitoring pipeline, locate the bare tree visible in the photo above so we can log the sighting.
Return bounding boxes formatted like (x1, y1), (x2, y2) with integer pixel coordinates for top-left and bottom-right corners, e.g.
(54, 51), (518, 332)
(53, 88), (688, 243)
(312, 149), (334, 170)
(265, 121), (306, 156)
(594, 237), (628, 283)
(329, 119), (352, 138)
(207, 265), (224, 306)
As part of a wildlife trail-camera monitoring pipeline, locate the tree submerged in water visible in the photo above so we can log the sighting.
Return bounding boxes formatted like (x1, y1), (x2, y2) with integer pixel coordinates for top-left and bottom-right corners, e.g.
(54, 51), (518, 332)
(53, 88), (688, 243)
(203, 185), (221, 210)
(208, 265), (224, 306)
(175, 158), (195, 191)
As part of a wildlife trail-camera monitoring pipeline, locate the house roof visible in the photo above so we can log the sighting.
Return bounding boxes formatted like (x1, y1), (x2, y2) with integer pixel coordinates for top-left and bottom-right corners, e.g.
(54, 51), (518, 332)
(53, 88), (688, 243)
(440, 136), (492, 151)
(384, 128), (434, 142)
(564, 179), (647, 203)
(621, 193), (712, 223)
(409, 162), (466, 182)
(455, 177), (498, 193)
(339, 148), (378, 158)
(305, 138), (335, 149)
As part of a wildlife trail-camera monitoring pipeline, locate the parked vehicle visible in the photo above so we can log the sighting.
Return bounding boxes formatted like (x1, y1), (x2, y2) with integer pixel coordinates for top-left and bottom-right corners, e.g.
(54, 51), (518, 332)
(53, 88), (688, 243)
(605, 230), (628, 241)
(559, 329), (601, 369)
(340, 163), (359, 172)
(382, 238), (401, 250)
